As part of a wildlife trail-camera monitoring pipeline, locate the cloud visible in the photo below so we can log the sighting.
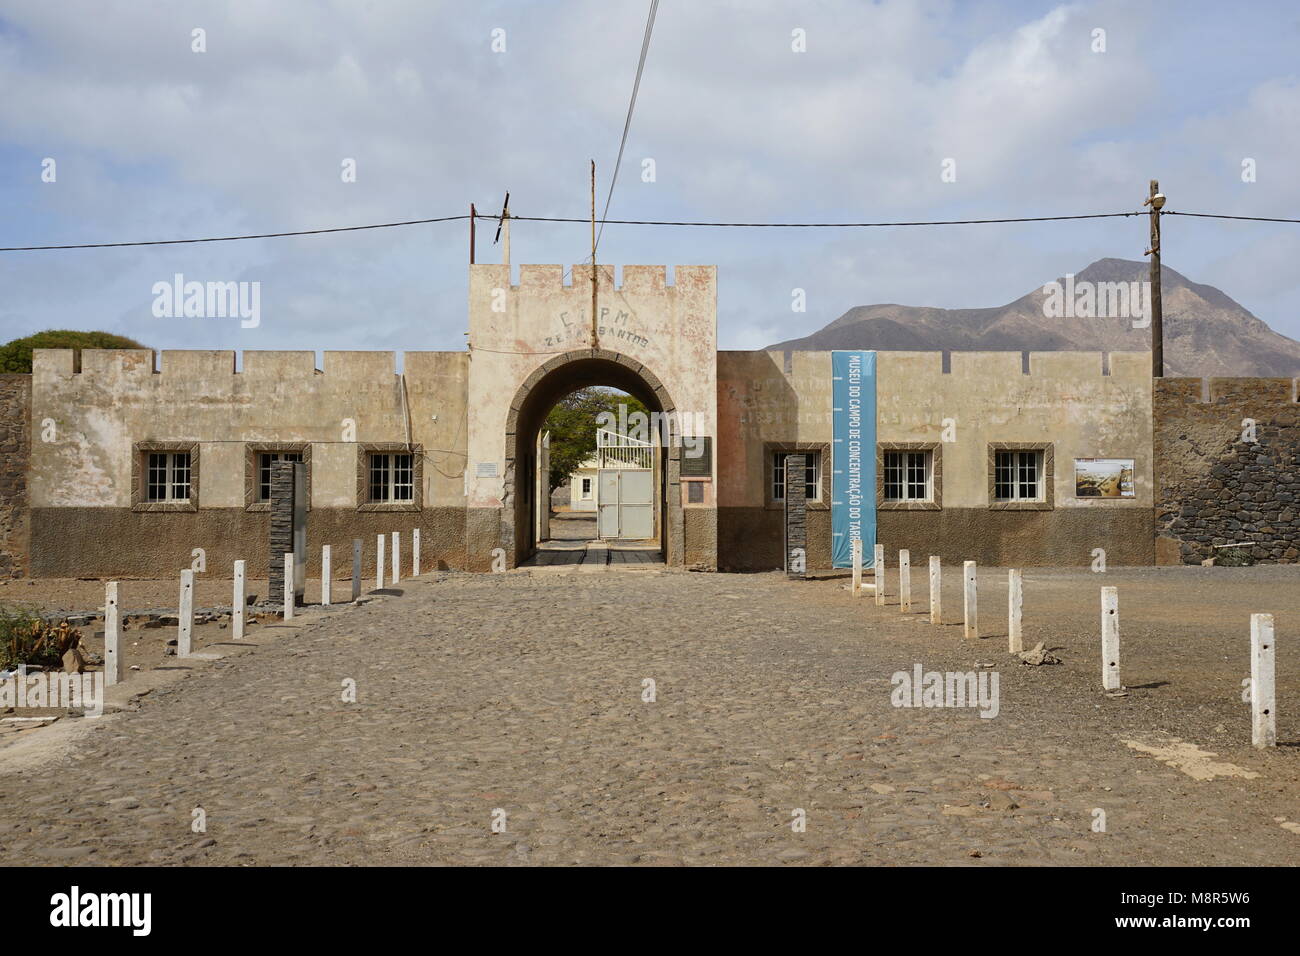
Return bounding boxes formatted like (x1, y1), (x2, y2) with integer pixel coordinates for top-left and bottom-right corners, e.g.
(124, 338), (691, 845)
(0, 0), (1297, 354)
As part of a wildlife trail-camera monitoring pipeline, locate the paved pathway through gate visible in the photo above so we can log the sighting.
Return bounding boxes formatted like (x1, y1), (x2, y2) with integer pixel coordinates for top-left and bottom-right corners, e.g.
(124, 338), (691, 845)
(526, 513), (663, 569)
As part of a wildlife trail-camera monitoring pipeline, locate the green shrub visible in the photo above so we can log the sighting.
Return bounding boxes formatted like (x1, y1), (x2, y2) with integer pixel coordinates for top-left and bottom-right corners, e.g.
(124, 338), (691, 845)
(0, 330), (148, 374)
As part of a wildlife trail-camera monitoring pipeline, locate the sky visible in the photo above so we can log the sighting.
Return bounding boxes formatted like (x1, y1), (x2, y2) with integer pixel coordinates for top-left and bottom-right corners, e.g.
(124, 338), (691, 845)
(1, 0), (1298, 354)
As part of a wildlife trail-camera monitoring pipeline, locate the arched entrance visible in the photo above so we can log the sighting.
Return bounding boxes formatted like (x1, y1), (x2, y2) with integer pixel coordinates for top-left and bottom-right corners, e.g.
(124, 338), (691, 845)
(503, 348), (683, 568)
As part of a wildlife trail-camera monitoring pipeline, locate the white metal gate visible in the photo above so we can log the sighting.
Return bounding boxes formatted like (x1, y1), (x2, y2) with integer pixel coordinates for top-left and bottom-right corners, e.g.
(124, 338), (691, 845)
(594, 428), (656, 540)
(598, 469), (654, 540)
(596, 428), (653, 468)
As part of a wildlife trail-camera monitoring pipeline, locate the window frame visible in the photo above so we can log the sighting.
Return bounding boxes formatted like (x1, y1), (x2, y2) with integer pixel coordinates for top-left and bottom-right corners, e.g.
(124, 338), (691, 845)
(368, 451), (415, 503)
(131, 441), (199, 512)
(994, 450), (1041, 502)
(987, 442), (1054, 511)
(244, 442), (311, 512)
(877, 442), (942, 511)
(147, 451), (191, 502)
(765, 443), (830, 510)
(355, 442), (423, 512)
(773, 451), (821, 503)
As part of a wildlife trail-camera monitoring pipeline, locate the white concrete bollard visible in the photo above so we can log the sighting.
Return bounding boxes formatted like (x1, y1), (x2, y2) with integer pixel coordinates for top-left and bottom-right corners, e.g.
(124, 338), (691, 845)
(351, 539), (362, 602)
(321, 545), (332, 607)
(899, 550), (912, 613)
(851, 539), (863, 596)
(376, 534), (385, 590)
(283, 552), (296, 619)
(391, 531), (400, 583)
(1101, 586), (1121, 691)
(104, 582), (122, 686)
(929, 556), (941, 625)
(962, 561), (977, 640)
(232, 560), (246, 641)
(413, 528), (421, 577)
(874, 544), (886, 607)
(1251, 613), (1276, 748)
(178, 569), (194, 657)
(1008, 569), (1023, 653)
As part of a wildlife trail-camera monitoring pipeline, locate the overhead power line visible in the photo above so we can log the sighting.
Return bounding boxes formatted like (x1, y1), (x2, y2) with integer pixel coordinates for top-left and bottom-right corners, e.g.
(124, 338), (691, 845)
(1163, 211), (1300, 224)
(2, 208), (1298, 253)
(595, 0), (660, 255)
(0, 214), (471, 252)
(520, 211), (1145, 227)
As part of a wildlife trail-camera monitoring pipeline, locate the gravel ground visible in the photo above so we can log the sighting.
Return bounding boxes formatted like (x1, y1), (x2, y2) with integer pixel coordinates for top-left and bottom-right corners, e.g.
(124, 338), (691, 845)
(0, 564), (1297, 866)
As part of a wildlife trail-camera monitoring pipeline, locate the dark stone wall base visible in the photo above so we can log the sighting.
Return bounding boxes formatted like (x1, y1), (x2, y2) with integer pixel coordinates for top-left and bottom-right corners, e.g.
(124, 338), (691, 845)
(719, 507), (833, 572)
(877, 508), (1155, 567)
(719, 506), (1154, 570)
(28, 503), (1157, 576)
(683, 507), (718, 570)
(465, 507), (503, 572)
(29, 507), (472, 578)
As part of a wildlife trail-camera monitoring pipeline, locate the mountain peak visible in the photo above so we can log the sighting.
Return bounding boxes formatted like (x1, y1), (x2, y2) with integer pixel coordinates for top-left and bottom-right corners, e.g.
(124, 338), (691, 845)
(765, 261), (1299, 377)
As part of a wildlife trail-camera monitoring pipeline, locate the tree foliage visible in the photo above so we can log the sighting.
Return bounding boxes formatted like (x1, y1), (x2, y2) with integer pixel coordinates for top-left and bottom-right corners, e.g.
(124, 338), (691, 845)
(0, 330), (148, 374)
(543, 388), (650, 492)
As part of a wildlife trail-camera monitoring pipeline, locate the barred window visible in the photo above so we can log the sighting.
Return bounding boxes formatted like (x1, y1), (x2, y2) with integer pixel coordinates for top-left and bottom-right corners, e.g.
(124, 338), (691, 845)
(884, 450), (931, 501)
(368, 452), (415, 502)
(773, 451), (820, 502)
(258, 451), (303, 502)
(994, 450), (1044, 502)
(146, 452), (191, 502)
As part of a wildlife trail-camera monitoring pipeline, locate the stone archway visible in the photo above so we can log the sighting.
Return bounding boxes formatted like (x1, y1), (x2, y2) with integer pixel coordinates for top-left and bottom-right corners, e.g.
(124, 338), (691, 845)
(502, 348), (683, 568)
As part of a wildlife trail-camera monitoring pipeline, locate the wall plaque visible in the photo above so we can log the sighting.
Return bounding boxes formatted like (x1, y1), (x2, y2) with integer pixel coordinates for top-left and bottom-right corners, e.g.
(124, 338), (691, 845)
(680, 437), (712, 478)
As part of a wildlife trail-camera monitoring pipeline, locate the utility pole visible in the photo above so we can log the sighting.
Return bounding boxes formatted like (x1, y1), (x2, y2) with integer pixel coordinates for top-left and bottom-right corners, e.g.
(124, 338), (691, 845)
(469, 203), (476, 265)
(590, 160), (599, 349)
(1143, 180), (1165, 377)
(493, 191), (510, 267)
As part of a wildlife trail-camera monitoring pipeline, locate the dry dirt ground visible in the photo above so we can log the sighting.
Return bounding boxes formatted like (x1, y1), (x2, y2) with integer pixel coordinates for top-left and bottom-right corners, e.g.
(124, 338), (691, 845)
(0, 563), (1297, 866)
(0, 573), (359, 616)
(0, 573), (354, 736)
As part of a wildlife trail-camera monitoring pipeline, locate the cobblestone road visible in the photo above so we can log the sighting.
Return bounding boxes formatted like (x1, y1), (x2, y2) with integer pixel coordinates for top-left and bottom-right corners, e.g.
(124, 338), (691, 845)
(2, 567), (1297, 866)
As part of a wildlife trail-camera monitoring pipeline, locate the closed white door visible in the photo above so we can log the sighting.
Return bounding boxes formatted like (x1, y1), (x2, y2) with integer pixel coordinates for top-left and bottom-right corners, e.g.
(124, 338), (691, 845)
(595, 468), (621, 538)
(618, 470), (654, 539)
(597, 469), (654, 539)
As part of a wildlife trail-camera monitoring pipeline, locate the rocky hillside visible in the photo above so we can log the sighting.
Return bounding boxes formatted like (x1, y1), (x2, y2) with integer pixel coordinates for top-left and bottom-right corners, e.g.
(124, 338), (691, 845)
(767, 258), (1300, 377)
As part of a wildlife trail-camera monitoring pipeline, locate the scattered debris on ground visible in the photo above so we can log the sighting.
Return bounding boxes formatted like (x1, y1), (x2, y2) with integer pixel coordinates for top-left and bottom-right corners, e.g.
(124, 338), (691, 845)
(1017, 642), (1061, 665)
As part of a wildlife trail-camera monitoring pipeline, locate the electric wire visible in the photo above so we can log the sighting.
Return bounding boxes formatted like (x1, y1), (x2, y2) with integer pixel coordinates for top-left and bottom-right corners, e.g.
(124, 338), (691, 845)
(3, 208), (1297, 253)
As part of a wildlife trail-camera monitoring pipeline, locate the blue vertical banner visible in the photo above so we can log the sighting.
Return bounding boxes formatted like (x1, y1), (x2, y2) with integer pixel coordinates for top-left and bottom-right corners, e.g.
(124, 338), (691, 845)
(831, 350), (876, 568)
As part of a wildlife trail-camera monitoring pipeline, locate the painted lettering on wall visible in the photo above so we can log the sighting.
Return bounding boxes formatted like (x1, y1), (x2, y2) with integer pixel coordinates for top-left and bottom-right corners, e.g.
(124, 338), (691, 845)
(542, 308), (650, 349)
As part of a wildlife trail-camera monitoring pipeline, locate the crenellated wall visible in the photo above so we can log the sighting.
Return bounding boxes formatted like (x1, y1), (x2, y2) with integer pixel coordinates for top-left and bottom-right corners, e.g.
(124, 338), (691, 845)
(27, 348), (470, 577)
(717, 349), (1155, 570)
(467, 264), (718, 569)
(23, 263), (721, 577)
(1154, 377), (1300, 564)
(876, 350), (1153, 567)
(20, 286), (1274, 579)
